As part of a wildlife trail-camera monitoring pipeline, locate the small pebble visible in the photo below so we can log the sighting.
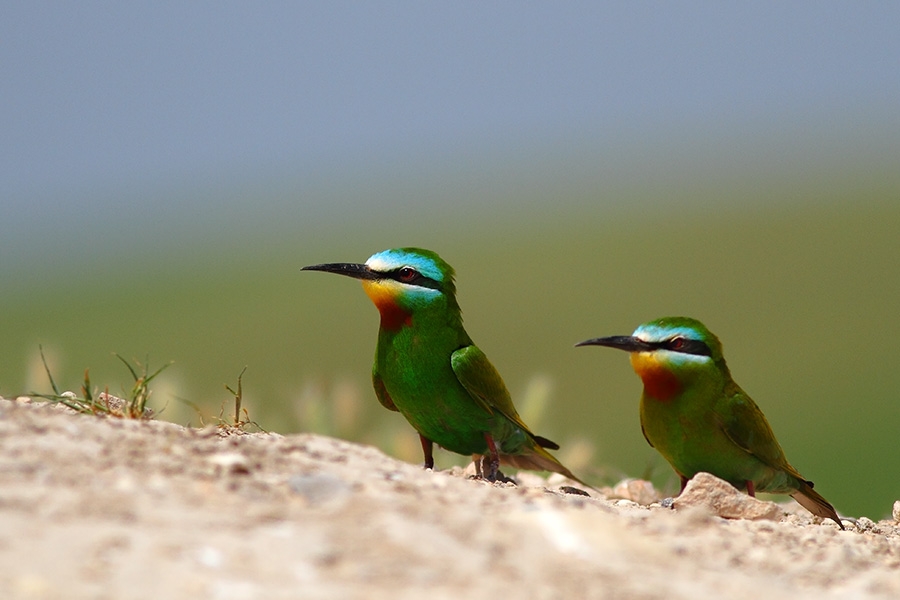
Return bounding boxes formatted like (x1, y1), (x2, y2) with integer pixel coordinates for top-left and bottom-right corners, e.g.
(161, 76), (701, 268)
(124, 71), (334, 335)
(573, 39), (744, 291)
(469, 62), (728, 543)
(611, 478), (660, 505)
(856, 516), (876, 532)
(674, 472), (781, 521)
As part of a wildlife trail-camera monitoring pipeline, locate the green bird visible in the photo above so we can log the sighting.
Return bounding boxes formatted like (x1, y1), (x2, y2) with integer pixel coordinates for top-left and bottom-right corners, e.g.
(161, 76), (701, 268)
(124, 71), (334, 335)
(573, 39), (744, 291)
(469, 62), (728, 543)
(577, 316), (843, 528)
(303, 247), (586, 485)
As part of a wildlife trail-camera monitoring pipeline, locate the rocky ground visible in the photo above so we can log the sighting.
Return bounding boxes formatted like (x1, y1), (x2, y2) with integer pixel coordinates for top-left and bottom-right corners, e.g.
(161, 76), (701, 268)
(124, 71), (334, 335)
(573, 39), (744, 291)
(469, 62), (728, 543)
(1, 397), (898, 600)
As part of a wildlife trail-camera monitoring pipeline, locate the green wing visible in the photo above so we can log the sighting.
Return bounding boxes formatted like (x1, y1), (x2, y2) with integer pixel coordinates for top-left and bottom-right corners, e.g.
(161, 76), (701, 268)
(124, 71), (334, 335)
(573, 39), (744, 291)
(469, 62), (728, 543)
(714, 386), (796, 474)
(372, 368), (399, 412)
(451, 345), (535, 434)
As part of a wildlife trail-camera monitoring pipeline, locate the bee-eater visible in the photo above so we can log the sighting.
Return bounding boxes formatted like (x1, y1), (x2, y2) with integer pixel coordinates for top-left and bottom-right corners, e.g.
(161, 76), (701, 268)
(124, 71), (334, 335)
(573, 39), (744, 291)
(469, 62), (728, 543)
(303, 247), (586, 485)
(576, 317), (843, 528)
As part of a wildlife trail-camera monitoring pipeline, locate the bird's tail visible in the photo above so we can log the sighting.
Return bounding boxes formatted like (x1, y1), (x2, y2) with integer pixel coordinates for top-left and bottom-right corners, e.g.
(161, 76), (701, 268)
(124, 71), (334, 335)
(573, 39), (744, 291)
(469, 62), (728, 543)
(791, 479), (844, 530)
(499, 444), (594, 491)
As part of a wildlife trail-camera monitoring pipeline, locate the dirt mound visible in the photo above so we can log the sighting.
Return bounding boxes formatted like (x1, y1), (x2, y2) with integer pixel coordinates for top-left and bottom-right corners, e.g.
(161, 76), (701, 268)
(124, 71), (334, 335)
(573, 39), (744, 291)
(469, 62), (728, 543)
(1, 398), (898, 599)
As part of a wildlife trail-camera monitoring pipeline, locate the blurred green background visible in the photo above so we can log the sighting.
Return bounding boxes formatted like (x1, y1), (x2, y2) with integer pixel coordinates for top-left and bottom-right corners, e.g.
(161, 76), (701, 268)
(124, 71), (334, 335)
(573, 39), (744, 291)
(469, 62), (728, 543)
(3, 150), (898, 518)
(2, 5), (899, 519)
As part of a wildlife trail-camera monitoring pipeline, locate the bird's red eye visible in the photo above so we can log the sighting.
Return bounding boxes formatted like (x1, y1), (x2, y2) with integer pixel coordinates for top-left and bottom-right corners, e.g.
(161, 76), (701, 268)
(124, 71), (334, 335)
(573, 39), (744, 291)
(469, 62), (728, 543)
(398, 267), (417, 282)
(670, 337), (686, 350)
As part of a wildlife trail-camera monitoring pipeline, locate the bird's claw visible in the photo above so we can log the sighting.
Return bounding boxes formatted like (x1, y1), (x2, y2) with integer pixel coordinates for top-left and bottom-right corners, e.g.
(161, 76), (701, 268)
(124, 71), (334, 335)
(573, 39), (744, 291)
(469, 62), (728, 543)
(472, 456), (516, 485)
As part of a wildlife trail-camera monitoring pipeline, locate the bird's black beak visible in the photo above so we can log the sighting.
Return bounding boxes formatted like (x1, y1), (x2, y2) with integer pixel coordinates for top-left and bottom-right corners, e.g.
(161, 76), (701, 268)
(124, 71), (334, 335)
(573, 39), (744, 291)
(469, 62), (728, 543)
(575, 335), (653, 352)
(301, 262), (380, 281)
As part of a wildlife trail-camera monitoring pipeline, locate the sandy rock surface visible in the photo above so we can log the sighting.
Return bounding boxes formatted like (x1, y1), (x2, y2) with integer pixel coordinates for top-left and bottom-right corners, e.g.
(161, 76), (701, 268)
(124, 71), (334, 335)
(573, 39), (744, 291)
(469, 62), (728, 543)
(1, 398), (898, 600)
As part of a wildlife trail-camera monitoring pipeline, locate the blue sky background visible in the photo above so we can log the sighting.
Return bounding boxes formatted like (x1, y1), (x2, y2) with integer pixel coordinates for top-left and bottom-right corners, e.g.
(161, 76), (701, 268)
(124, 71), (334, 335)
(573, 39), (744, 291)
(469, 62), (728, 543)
(3, 3), (898, 235)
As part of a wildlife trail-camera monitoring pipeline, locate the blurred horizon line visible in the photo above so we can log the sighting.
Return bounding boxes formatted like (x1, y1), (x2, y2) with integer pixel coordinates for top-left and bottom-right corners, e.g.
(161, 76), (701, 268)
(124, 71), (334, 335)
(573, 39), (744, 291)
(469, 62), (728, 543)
(3, 109), (898, 279)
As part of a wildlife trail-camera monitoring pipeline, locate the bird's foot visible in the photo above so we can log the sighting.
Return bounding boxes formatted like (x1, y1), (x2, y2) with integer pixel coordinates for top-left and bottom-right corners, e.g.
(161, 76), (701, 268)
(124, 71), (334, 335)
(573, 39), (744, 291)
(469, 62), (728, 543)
(469, 455), (516, 485)
(481, 454), (500, 481)
(488, 469), (517, 485)
(477, 433), (513, 484)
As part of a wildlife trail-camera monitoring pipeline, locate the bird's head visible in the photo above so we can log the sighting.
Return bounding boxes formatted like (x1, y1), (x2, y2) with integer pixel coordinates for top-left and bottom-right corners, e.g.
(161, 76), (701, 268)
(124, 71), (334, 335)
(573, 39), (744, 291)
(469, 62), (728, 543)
(576, 317), (727, 400)
(303, 247), (458, 330)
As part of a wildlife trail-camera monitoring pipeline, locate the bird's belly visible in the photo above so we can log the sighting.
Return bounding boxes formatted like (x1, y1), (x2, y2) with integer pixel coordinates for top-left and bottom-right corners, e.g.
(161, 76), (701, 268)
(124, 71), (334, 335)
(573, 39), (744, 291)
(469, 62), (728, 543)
(377, 363), (497, 456)
(660, 437), (766, 489)
(641, 399), (769, 489)
(392, 389), (493, 454)
(375, 335), (527, 457)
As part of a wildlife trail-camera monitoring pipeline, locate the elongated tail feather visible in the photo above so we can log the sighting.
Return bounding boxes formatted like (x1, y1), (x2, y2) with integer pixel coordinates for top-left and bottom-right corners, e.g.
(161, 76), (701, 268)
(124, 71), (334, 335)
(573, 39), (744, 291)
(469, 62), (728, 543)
(497, 445), (594, 491)
(791, 480), (844, 530)
(532, 435), (560, 450)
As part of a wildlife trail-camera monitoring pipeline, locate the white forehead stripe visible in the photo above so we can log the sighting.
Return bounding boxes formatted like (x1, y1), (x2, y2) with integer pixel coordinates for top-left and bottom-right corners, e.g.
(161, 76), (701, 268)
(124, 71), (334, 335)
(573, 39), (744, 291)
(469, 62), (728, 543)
(365, 255), (397, 271)
(633, 324), (702, 344)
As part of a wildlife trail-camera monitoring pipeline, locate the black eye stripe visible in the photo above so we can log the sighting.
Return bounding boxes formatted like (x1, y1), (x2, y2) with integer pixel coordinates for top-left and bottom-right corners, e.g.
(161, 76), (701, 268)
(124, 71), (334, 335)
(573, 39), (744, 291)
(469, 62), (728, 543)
(650, 338), (712, 357)
(386, 268), (443, 291)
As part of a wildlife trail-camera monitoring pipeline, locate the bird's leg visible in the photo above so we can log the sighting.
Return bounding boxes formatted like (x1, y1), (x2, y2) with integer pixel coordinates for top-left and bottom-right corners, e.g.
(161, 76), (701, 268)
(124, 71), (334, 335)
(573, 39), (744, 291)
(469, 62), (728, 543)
(745, 480), (755, 497)
(419, 434), (434, 470)
(482, 433), (501, 482)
